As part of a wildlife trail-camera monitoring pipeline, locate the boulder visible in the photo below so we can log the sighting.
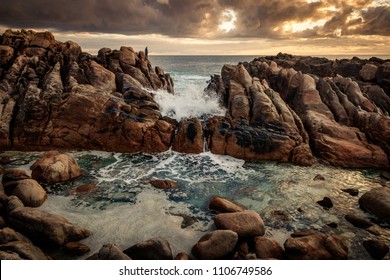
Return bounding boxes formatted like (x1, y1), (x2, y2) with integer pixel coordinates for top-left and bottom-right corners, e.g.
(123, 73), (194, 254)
(172, 118), (204, 154)
(359, 187), (390, 225)
(123, 237), (173, 260)
(64, 242), (91, 256)
(0, 240), (49, 260)
(8, 205), (90, 246)
(208, 196), (246, 213)
(284, 231), (348, 260)
(175, 252), (191, 260)
(363, 240), (389, 260)
(192, 230), (238, 260)
(150, 179), (177, 190)
(8, 179), (47, 207)
(345, 214), (372, 229)
(342, 188), (359, 196)
(214, 210), (265, 237)
(316, 197), (333, 210)
(90, 244), (131, 260)
(2, 169), (31, 187)
(0, 227), (31, 244)
(30, 151), (82, 184)
(254, 236), (285, 259)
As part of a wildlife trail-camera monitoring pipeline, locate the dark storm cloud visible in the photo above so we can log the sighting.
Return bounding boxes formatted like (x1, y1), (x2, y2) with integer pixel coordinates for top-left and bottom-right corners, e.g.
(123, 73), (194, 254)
(0, 0), (389, 39)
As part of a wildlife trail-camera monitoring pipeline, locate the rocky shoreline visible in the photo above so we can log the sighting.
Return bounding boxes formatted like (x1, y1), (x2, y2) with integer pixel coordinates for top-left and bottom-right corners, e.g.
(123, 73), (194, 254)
(1, 30), (390, 168)
(0, 30), (390, 260)
(0, 151), (389, 259)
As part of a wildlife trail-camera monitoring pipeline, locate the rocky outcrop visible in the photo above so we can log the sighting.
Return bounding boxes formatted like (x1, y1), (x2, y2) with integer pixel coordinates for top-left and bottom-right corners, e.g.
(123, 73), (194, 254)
(206, 64), (315, 165)
(0, 29), (175, 153)
(211, 54), (390, 168)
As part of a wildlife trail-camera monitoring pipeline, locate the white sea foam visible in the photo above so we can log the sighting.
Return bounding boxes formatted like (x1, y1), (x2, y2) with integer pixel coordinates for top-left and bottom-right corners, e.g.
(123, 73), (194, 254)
(40, 189), (211, 259)
(153, 82), (225, 121)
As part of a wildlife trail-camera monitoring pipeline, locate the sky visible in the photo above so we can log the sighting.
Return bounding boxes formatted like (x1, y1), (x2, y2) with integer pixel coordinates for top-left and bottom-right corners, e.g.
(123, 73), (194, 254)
(0, 0), (389, 56)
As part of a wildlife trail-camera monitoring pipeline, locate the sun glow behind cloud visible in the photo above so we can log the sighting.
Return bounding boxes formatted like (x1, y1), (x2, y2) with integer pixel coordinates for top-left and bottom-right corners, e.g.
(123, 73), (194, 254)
(218, 9), (237, 33)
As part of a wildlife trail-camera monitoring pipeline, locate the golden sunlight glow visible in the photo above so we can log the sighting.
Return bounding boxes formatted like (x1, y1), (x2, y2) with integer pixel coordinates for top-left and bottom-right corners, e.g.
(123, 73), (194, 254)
(218, 9), (237, 33)
(283, 19), (327, 33)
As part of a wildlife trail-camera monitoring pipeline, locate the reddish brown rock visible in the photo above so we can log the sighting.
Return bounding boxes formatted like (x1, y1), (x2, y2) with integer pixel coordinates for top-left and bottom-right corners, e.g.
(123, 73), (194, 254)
(359, 187), (390, 225)
(254, 236), (285, 259)
(68, 184), (98, 196)
(208, 196), (246, 213)
(150, 179), (177, 190)
(2, 169), (31, 187)
(91, 244), (131, 260)
(214, 210), (265, 237)
(124, 237), (173, 260)
(192, 230), (238, 260)
(9, 179), (47, 207)
(64, 242), (91, 256)
(172, 118), (204, 154)
(31, 151), (82, 184)
(284, 231), (348, 260)
(8, 204), (90, 246)
(175, 252), (191, 260)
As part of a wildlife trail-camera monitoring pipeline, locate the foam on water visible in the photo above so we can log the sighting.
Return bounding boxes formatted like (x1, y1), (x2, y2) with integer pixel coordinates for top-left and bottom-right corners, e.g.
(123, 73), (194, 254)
(2, 149), (390, 259)
(40, 188), (211, 259)
(153, 82), (225, 121)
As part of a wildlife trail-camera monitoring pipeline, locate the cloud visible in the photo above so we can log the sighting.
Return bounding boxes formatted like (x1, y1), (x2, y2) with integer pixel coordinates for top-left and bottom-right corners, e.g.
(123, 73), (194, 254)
(0, 0), (389, 40)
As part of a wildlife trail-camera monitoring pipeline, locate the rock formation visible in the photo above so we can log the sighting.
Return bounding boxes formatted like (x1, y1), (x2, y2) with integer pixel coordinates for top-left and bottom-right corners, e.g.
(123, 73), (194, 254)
(0, 29), (175, 154)
(207, 53), (390, 168)
(1, 30), (389, 169)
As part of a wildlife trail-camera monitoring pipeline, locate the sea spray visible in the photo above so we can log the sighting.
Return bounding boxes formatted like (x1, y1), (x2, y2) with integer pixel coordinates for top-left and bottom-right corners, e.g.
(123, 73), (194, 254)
(152, 83), (225, 121)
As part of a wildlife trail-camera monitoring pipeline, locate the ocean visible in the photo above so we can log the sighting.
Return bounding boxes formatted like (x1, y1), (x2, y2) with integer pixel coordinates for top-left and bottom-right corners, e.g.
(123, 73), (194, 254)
(3, 55), (389, 259)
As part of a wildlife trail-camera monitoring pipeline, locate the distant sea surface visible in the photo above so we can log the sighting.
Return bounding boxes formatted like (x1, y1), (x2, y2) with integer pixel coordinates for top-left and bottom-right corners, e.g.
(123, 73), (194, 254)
(150, 54), (390, 95)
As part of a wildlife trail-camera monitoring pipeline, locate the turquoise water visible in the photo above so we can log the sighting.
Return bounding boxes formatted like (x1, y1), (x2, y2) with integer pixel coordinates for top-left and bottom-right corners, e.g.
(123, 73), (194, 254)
(3, 150), (389, 259)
